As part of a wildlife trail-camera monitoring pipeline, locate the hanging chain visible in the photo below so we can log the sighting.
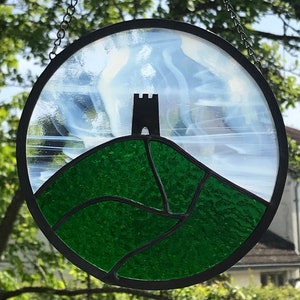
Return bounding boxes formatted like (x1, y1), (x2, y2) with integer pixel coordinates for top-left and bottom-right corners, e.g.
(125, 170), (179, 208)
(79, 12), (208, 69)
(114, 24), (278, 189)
(49, 0), (262, 69)
(49, 0), (79, 60)
(222, 0), (262, 71)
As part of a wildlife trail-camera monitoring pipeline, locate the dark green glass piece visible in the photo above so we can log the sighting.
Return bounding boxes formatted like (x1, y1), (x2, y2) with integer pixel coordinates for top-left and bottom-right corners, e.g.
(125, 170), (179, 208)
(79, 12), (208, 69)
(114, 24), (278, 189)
(118, 176), (266, 280)
(55, 201), (177, 272)
(37, 139), (164, 226)
(36, 137), (266, 282)
(149, 141), (205, 213)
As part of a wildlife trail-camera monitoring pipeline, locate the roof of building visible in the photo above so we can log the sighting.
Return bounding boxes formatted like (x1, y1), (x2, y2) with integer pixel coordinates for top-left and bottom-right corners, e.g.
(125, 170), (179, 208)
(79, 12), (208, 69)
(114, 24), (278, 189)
(232, 230), (300, 269)
(231, 127), (300, 270)
(286, 126), (300, 144)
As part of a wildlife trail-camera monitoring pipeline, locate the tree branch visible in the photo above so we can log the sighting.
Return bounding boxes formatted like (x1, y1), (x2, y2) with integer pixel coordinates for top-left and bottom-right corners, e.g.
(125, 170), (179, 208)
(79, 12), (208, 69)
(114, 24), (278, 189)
(0, 189), (25, 257)
(0, 286), (171, 300)
(111, 0), (125, 21)
(249, 29), (300, 45)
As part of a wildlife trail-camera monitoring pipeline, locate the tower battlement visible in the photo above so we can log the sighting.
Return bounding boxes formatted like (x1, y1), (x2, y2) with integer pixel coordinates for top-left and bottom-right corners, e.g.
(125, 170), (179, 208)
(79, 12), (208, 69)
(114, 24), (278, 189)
(134, 93), (158, 101)
(131, 93), (160, 135)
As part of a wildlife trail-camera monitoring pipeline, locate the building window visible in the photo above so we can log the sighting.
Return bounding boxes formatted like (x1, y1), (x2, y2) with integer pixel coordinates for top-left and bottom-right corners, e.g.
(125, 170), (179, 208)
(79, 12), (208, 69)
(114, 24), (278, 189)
(261, 272), (285, 286)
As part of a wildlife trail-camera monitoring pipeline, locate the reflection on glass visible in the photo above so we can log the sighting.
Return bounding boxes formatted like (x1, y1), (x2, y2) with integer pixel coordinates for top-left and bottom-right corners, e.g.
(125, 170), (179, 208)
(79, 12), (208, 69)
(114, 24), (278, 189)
(26, 28), (278, 200)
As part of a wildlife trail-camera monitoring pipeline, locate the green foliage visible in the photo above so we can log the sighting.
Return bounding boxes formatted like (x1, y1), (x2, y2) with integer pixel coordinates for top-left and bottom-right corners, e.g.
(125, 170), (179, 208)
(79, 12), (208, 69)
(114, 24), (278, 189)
(150, 279), (300, 300)
(242, 282), (300, 300)
(0, 0), (300, 299)
(0, 92), (25, 205)
(288, 137), (300, 179)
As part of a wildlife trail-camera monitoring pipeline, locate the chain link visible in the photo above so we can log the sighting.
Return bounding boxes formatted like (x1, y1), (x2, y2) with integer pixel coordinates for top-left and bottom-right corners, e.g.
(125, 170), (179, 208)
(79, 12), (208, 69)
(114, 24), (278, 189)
(49, 0), (79, 60)
(222, 0), (262, 71)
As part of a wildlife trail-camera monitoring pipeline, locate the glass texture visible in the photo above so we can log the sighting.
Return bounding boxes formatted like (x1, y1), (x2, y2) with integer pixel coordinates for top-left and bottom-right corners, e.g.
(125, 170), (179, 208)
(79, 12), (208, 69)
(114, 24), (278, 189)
(118, 177), (266, 280)
(27, 28), (278, 201)
(36, 138), (266, 281)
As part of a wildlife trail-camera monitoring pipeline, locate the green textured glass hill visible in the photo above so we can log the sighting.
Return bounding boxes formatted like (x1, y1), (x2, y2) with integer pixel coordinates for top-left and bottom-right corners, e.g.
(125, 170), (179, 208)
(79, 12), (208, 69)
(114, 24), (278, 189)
(36, 137), (266, 282)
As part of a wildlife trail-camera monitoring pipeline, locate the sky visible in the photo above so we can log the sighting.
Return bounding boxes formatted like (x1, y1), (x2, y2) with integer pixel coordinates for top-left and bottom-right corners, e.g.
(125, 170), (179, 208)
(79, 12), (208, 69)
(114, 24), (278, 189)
(253, 15), (300, 130)
(283, 104), (300, 130)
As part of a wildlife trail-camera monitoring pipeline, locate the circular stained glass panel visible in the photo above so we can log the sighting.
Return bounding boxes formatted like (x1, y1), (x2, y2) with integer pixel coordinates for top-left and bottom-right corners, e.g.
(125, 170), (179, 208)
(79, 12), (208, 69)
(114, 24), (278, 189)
(17, 19), (288, 289)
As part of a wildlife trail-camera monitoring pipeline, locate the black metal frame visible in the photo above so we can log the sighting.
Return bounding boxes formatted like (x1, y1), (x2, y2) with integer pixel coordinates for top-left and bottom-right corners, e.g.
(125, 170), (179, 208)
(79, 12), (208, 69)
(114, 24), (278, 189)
(16, 19), (288, 290)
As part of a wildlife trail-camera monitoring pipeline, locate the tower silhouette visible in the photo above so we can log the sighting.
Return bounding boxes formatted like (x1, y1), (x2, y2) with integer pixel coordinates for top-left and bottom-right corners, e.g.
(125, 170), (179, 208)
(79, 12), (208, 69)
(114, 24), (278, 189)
(131, 93), (160, 135)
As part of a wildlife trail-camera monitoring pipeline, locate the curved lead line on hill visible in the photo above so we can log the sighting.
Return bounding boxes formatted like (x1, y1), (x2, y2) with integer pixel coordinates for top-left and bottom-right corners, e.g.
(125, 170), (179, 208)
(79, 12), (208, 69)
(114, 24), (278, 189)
(105, 172), (211, 281)
(146, 135), (269, 206)
(143, 138), (170, 213)
(51, 195), (185, 232)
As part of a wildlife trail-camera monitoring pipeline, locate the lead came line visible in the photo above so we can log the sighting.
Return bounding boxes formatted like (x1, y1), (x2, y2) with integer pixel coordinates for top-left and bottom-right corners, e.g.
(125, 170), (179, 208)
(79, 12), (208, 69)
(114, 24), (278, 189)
(105, 172), (211, 281)
(144, 138), (170, 213)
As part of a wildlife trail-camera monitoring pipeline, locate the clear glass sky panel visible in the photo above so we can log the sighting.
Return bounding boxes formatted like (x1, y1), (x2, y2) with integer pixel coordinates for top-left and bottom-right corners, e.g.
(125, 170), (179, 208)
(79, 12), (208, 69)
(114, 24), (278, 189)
(26, 28), (278, 200)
